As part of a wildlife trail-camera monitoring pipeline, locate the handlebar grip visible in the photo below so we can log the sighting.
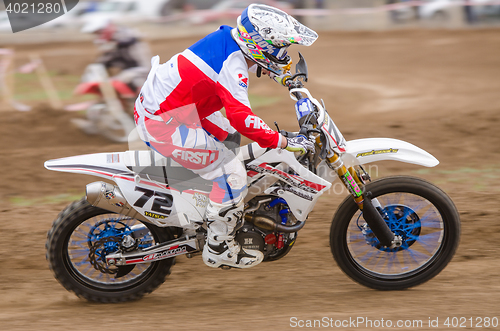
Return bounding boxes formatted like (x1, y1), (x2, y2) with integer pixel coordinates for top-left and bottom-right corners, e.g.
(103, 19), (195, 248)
(279, 130), (298, 138)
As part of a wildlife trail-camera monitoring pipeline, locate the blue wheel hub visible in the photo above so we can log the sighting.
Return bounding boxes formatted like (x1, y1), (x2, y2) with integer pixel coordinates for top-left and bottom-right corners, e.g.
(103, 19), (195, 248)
(87, 219), (133, 261)
(359, 204), (421, 252)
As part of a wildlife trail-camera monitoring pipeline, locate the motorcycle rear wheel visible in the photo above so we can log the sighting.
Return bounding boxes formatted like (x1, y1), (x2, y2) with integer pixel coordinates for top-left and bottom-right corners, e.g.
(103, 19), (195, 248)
(330, 176), (460, 290)
(46, 198), (175, 302)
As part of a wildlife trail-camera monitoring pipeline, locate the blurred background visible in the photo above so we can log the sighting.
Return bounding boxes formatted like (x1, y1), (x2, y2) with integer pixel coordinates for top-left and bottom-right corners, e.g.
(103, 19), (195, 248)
(1, 1), (499, 330)
(2, 0), (500, 41)
(1, 0), (499, 115)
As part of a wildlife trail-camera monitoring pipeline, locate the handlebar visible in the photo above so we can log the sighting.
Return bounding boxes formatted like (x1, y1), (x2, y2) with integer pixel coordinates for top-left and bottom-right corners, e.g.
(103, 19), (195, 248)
(288, 87), (326, 126)
(280, 53), (336, 160)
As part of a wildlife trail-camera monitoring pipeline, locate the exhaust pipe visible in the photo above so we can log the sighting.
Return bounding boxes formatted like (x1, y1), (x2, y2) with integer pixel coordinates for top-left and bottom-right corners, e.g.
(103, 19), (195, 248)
(86, 181), (150, 223)
(245, 214), (305, 233)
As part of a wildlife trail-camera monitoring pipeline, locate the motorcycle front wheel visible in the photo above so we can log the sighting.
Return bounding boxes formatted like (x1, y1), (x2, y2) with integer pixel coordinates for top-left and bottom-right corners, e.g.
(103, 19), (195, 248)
(330, 176), (460, 290)
(46, 198), (175, 302)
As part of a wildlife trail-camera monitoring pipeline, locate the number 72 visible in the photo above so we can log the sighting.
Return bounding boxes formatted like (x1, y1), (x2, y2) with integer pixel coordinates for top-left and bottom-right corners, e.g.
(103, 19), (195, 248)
(133, 187), (173, 215)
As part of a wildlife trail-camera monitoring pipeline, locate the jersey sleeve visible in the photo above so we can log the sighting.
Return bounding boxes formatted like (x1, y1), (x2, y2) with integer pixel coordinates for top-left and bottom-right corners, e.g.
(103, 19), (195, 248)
(216, 52), (281, 149)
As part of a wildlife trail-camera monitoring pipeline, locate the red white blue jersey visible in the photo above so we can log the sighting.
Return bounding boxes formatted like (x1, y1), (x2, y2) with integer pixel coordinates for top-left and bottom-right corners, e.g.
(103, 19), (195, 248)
(134, 25), (282, 149)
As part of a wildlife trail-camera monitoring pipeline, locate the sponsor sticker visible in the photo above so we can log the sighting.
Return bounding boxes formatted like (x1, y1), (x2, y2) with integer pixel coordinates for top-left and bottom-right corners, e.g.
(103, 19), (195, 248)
(171, 149), (218, 167)
(356, 148), (399, 158)
(238, 73), (248, 89)
(106, 153), (120, 163)
(271, 186), (314, 201)
(144, 211), (168, 219)
(295, 98), (314, 122)
(341, 171), (363, 198)
(105, 190), (115, 200)
(248, 163), (326, 194)
(192, 193), (209, 208)
(142, 245), (187, 261)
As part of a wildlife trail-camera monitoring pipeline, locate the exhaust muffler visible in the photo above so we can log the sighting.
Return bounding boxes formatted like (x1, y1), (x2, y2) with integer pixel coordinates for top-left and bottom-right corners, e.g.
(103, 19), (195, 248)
(86, 181), (149, 223)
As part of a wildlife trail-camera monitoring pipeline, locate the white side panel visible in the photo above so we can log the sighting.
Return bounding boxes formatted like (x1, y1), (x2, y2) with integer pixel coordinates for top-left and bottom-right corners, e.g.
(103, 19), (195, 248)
(343, 138), (439, 168)
(115, 177), (205, 229)
(257, 149), (332, 184)
(249, 149), (331, 221)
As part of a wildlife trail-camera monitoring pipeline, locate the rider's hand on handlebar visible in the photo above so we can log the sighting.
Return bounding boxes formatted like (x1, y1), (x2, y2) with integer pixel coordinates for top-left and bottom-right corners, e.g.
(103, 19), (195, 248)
(281, 134), (315, 155)
(270, 71), (292, 87)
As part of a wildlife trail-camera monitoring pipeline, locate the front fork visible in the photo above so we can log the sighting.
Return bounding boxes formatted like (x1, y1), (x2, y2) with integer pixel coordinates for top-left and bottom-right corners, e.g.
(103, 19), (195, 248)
(327, 153), (402, 248)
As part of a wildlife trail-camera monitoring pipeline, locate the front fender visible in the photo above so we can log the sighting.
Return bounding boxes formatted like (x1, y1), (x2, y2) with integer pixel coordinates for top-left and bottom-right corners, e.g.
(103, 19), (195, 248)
(343, 138), (439, 168)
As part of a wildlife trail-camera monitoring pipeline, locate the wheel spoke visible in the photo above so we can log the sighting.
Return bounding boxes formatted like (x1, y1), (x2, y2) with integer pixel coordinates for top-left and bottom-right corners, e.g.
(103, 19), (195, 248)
(356, 247), (381, 264)
(67, 214), (156, 285)
(413, 231), (442, 254)
(347, 192), (444, 276)
(349, 239), (372, 256)
(385, 252), (401, 273)
(405, 247), (431, 264)
(419, 208), (443, 228)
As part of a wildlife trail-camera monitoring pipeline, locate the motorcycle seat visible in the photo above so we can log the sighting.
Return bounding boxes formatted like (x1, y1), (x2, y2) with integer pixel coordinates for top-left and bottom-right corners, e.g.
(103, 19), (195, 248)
(123, 150), (212, 192)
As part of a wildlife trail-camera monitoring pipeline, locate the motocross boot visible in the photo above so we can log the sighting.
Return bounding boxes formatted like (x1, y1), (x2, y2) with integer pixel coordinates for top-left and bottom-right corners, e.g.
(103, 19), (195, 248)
(202, 200), (263, 269)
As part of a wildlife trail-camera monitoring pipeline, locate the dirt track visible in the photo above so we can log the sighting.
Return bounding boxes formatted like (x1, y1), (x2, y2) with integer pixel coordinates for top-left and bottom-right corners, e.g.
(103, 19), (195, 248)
(1, 29), (500, 330)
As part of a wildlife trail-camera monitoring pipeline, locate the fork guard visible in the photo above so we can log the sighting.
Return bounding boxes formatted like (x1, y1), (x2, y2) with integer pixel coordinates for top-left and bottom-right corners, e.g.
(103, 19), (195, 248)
(362, 192), (396, 248)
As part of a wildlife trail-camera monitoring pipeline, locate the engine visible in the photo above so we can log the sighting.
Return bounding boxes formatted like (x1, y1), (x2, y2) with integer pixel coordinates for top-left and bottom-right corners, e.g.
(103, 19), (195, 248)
(236, 196), (297, 262)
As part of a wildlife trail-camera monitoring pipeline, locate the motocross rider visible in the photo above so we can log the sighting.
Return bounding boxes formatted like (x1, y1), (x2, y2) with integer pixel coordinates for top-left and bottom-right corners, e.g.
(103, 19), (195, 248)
(81, 18), (151, 92)
(134, 4), (318, 269)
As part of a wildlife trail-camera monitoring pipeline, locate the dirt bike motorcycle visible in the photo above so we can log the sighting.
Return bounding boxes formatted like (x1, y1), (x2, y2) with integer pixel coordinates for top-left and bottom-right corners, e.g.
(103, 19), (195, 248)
(45, 54), (460, 303)
(70, 63), (147, 143)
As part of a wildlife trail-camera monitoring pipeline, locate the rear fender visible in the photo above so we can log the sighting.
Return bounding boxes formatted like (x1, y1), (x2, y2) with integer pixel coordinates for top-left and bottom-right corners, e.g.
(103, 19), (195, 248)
(44, 152), (133, 182)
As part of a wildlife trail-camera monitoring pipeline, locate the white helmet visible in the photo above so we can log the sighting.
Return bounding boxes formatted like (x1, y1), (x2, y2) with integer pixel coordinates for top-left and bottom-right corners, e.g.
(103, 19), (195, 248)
(232, 4), (318, 75)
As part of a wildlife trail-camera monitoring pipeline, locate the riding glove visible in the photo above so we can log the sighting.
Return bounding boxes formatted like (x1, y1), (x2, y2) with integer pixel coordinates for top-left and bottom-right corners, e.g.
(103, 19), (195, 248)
(285, 135), (315, 155)
(270, 71), (292, 87)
